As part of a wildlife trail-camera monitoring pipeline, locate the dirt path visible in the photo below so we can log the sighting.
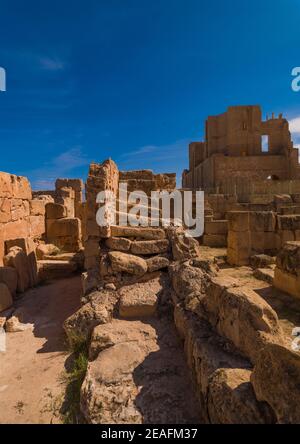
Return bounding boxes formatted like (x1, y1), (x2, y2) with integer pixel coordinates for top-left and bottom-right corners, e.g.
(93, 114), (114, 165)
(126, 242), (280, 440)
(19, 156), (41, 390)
(0, 276), (81, 424)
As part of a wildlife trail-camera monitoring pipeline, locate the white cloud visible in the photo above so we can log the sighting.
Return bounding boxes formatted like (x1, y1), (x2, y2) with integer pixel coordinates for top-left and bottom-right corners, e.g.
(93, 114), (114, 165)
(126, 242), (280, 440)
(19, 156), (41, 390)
(25, 147), (89, 190)
(288, 117), (300, 153)
(289, 116), (300, 134)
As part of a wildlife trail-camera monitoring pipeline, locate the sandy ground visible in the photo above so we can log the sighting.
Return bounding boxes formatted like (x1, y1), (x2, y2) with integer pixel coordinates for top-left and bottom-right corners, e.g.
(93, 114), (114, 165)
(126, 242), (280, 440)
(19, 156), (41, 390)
(0, 276), (81, 424)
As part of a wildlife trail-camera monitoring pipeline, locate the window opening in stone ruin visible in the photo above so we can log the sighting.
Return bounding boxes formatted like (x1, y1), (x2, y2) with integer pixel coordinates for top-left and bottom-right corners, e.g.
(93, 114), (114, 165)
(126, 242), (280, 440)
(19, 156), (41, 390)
(262, 135), (269, 153)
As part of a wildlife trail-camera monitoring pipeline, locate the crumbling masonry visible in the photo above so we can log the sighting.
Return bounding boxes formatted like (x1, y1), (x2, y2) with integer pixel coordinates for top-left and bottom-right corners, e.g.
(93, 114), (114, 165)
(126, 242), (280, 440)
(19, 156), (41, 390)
(1, 105), (300, 424)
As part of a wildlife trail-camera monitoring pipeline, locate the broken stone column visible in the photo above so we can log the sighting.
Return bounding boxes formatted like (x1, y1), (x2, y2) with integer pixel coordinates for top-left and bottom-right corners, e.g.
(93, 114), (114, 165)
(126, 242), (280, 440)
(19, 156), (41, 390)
(84, 160), (119, 274)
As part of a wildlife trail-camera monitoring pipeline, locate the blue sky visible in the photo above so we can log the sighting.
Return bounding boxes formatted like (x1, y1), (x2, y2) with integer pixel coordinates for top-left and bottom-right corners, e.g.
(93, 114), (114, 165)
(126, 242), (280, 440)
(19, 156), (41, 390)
(1, 0), (300, 189)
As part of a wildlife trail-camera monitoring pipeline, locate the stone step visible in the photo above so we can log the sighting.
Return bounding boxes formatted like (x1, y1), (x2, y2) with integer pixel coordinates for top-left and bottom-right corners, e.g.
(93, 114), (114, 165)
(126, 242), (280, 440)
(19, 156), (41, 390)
(110, 225), (166, 240)
(37, 260), (78, 281)
(42, 251), (84, 267)
(130, 239), (169, 255)
(105, 236), (170, 256)
(253, 268), (274, 285)
(115, 211), (169, 227)
(116, 200), (163, 216)
(118, 276), (164, 318)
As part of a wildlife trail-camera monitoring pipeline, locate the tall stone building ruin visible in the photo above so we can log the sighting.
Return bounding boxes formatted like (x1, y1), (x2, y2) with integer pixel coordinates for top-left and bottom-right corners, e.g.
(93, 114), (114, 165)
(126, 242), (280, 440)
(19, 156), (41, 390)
(182, 105), (300, 192)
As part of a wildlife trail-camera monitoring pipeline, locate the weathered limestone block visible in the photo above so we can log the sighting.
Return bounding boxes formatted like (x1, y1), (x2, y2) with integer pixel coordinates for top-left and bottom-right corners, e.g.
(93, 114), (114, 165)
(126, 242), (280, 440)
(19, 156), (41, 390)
(30, 199), (46, 216)
(202, 277), (284, 363)
(56, 178), (84, 192)
(47, 217), (82, 251)
(84, 239), (100, 257)
(203, 234), (227, 248)
(28, 215), (45, 238)
(38, 259), (77, 280)
(10, 175), (32, 200)
(64, 290), (119, 342)
(277, 229), (295, 245)
(130, 239), (169, 255)
(277, 215), (300, 231)
(251, 343), (300, 423)
(45, 203), (67, 220)
(89, 320), (151, 360)
(227, 212), (250, 232)
(108, 251), (147, 276)
(154, 172), (176, 190)
(119, 277), (163, 318)
(119, 169), (153, 181)
(86, 219), (104, 237)
(110, 226), (165, 240)
(105, 237), (131, 252)
(11, 199), (30, 221)
(173, 305), (273, 424)
(5, 238), (38, 287)
(0, 283), (13, 312)
(146, 255), (169, 272)
(36, 243), (60, 260)
(250, 231), (277, 254)
(81, 342), (144, 424)
(276, 241), (300, 275)
(168, 227), (200, 261)
(227, 230), (251, 265)
(279, 205), (300, 215)
(249, 212), (276, 232)
(0, 172), (13, 198)
(249, 195), (273, 205)
(169, 261), (208, 302)
(3, 219), (29, 240)
(205, 220), (228, 235)
(0, 234), (4, 266)
(250, 254), (275, 269)
(227, 247), (250, 267)
(0, 266), (18, 296)
(253, 268), (274, 285)
(207, 368), (274, 424)
(4, 246), (31, 293)
(0, 198), (11, 223)
(273, 268), (300, 299)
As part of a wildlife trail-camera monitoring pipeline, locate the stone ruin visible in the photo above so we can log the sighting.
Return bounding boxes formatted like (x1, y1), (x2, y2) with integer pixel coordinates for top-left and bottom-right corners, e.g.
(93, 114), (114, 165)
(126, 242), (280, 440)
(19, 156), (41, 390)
(1, 105), (300, 424)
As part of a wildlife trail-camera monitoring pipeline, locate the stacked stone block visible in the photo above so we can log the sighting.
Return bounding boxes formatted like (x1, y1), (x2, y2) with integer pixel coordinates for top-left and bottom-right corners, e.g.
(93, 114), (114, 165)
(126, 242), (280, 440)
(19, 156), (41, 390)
(227, 211), (277, 265)
(274, 241), (300, 298)
(83, 159), (177, 293)
(45, 202), (82, 253)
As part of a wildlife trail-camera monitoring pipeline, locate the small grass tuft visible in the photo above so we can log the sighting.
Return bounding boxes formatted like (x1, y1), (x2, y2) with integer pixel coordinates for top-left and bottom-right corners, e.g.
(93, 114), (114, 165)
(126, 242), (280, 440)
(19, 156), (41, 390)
(60, 332), (89, 424)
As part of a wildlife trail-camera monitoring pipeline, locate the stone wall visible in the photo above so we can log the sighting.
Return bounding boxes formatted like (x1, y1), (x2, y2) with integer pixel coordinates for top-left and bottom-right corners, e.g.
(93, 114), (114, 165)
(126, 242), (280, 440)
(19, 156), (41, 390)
(226, 209), (300, 265)
(83, 159), (177, 293)
(45, 203), (82, 253)
(169, 255), (300, 423)
(84, 159), (119, 274)
(0, 172), (48, 265)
